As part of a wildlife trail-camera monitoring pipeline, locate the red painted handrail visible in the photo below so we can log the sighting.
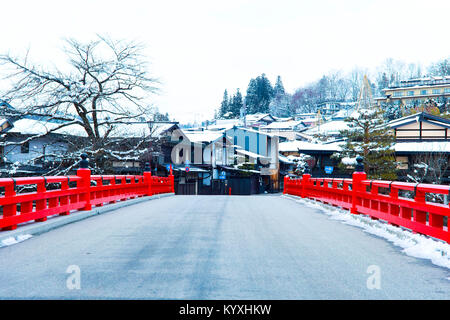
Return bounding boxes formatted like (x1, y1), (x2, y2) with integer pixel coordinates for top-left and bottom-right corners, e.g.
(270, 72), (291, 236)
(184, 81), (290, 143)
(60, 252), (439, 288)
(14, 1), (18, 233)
(0, 169), (174, 232)
(284, 173), (450, 243)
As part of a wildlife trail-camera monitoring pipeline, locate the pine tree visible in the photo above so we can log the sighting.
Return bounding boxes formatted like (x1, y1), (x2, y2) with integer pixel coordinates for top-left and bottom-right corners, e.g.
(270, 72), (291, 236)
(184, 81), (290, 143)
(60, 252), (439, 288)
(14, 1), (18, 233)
(383, 102), (402, 121)
(230, 89), (243, 118)
(270, 75), (292, 117)
(245, 78), (259, 114)
(274, 75), (285, 96)
(219, 89), (229, 118)
(256, 73), (274, 113)
(335, 108), (397, 180)
(244, 74), (274, 114)
(335, 75), (397, 179)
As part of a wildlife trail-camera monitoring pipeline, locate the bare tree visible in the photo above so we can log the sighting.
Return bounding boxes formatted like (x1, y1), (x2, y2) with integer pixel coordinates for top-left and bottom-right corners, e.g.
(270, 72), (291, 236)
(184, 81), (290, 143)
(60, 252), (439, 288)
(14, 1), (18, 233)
(406, 152), (450, 186)
(405, 151), (450, 203)
(0, 35), (160, 174)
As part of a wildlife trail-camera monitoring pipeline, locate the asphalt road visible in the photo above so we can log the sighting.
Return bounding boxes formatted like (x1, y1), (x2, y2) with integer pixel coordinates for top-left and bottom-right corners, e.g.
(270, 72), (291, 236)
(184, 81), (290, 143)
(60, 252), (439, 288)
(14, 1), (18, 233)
(0, 194), (449, 299)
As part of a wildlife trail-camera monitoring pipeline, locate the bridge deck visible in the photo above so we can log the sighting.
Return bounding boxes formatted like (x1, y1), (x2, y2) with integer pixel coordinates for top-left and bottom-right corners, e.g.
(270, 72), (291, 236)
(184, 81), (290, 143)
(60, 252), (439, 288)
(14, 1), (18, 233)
(0, 194), (448, 299)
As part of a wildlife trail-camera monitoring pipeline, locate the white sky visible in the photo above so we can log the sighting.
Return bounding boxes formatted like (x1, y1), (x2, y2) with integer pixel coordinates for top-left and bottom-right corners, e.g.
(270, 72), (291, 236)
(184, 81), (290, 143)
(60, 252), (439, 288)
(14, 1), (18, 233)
(1, 0), (450, 124)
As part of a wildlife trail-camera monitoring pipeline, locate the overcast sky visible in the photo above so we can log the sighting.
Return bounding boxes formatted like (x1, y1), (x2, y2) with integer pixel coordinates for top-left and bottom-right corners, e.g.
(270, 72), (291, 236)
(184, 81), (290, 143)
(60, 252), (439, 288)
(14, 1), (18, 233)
(1, 0), (450, 123)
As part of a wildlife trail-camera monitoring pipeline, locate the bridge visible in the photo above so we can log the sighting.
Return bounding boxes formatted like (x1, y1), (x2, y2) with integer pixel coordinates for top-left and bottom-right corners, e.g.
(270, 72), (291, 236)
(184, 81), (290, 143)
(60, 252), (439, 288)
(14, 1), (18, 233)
(0, 156), (449, 299)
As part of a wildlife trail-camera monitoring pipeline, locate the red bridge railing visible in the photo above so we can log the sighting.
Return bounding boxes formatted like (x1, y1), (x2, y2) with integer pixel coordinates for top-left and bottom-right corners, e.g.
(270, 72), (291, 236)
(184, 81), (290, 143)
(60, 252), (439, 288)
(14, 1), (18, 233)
(284, 168), (450, 244)
(0, 160), (174, 232)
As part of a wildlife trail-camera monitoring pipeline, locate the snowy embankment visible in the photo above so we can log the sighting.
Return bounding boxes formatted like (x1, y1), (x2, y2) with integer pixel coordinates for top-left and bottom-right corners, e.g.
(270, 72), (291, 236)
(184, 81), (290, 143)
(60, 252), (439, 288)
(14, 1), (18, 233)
(0, 234), (32, 248)
(283, 194), (450, 272)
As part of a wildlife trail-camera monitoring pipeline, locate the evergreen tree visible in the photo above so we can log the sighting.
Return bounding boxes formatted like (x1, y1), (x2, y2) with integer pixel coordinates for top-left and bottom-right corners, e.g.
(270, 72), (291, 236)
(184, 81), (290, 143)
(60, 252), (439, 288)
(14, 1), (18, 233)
(383, 102), (402, 121)
(245, 78), (259, 114)
(377, 72), (389, 96)
(230, 89), (243, 118)
(219, 89), (229, 118)
(257, 73), (274, 113)
(244, 74), (274, 114)
(270, 75), (292, 117)
(273, 75), (285, 96)
(334, 108), (397, 180)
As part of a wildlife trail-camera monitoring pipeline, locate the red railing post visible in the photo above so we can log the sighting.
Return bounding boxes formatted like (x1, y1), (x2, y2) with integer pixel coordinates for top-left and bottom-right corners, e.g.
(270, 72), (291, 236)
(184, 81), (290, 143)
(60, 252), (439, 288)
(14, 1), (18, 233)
(283, 175), (288, 194)
(2, 180), (17, 230)
(59, 177), (70, 215)
(301, 174), (311, 198)
(77, 154), (92, 211)
(351, 156), (367, 215)
(413, 187), (427, 226)
(169, 165), (174, 193)
(35, 178), (48, 222)
(143, 162), (153, 196)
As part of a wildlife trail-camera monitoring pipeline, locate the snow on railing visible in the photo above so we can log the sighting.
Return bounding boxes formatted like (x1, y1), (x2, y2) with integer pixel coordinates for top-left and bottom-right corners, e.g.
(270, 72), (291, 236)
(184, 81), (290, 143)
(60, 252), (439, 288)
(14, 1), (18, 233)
(284, 157), (450, 243)
(0, 155), (174, 232)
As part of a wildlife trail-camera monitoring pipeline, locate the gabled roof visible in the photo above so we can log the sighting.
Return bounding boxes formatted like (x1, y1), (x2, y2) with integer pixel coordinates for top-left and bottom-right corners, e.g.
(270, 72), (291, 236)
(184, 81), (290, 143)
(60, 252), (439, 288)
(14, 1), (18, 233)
(8, 117), (88, 137)
(261, 120), (305, 130)
(149, 123), (180, 137)
(183, 130), (232, 144)
(304, 120), (350, 135)
(245, 113), (276, 123)
(279, 140), (342, 153)
(389, 112), (450, 129)
(0, 100), (15, 111)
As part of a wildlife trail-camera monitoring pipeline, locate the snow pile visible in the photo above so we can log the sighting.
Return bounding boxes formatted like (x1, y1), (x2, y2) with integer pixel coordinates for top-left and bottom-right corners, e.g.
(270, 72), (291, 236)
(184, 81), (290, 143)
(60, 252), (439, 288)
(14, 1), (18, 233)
(283, 195), (450, 271)
(0, 234), (33, 248)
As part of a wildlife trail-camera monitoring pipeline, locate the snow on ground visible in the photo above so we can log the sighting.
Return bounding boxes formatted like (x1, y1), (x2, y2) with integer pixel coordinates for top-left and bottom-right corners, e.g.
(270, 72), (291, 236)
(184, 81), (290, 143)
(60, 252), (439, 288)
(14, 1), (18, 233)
(282, 194), (450, 272)
(0, 234), (32, 248)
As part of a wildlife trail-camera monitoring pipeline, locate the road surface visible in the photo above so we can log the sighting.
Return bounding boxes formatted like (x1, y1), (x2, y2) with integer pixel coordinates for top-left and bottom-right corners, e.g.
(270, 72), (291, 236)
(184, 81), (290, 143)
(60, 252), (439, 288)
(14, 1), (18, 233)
(0, 194), (449, 299)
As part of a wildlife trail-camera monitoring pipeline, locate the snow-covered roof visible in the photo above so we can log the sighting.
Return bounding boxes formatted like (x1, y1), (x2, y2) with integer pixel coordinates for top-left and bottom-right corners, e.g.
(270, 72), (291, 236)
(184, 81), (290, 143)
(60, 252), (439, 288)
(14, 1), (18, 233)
(278, 153), (294, 164)
(394, 141), (450, 153)
(184, 130), (227, 143)
(300, 117), (319, 123)
(109, 122), (151, 138)
(244, 113), (275, 123)
(388, 112), (450, 129)
(272, 116), (294, 121)
(332, 108), (356, 119)
(149, 123), (179, 137)
(8, 118), (88, 137)
(304, 120), (350, 135)
(207, 119), (239, 131)
(279, 140), (342, 152)
(8, 118), (171, 139)
(261, 120), (305, 130)
(235, 148), (270, 160)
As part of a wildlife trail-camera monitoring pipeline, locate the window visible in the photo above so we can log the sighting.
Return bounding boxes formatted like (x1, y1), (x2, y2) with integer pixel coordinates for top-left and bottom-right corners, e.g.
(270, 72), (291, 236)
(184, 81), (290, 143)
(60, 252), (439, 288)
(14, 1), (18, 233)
(245, 136), (249, 151)
(393, 91), (403, 97)
(432, 89), (441, 94)
(396, 156), (409, 170)
(407, 91), (414, 96)
(420, 90), (428, 95)
(444, 88), (450, 93)
(21, 142), (29, 154)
